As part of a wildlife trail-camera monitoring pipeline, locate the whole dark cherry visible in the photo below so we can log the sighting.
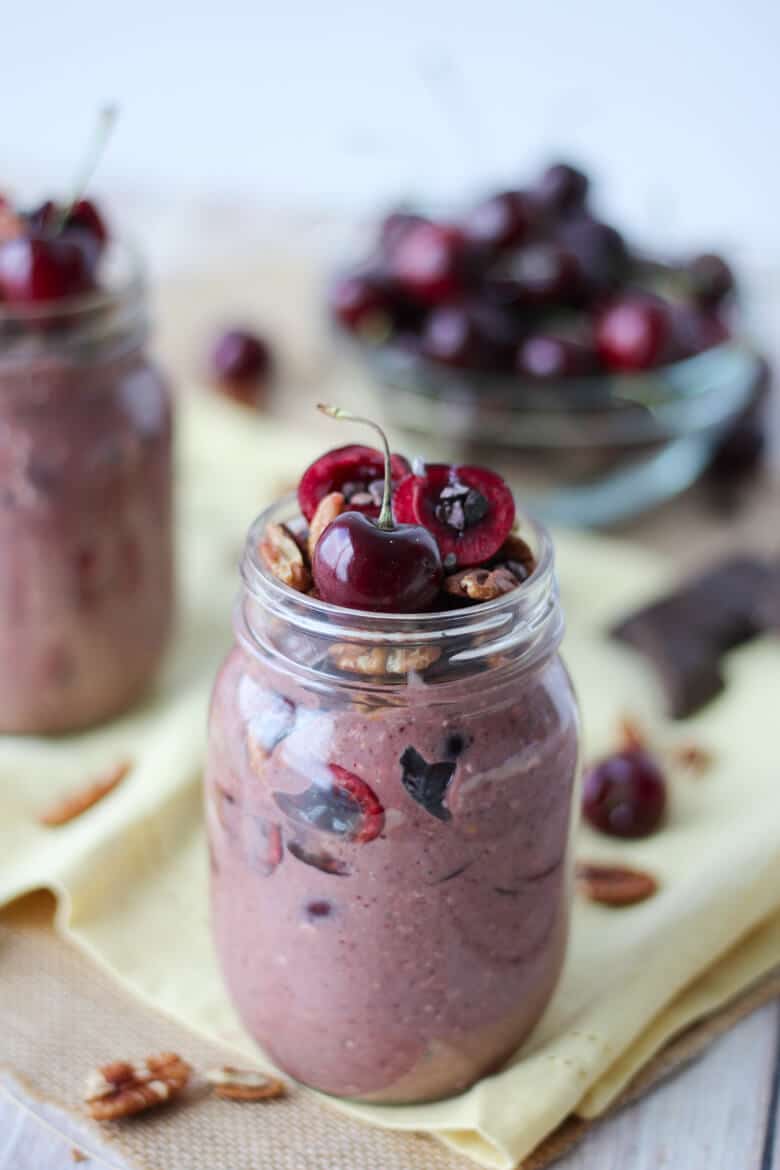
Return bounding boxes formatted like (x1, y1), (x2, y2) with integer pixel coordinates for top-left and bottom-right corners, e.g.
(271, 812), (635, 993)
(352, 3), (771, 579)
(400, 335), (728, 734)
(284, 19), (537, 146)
(329, 272), (394, 335)
(596, 295), (670, 371)
(390, 221), (466, 305)
(556, 215), (629, 296)
(0, 234), (96, 304)
(535, 162), (589, 216)
(488, 241), (583, 307)
(517, 335), (599, 379)
(687, 252), (735, 307)
(420, 304), (485, 368)
(211, 325), (273, 383)
(312, 406), (443, 612)
(582, 748), (667, 838)
(379, 211), (426, 256)
(462, 191), (530, 253)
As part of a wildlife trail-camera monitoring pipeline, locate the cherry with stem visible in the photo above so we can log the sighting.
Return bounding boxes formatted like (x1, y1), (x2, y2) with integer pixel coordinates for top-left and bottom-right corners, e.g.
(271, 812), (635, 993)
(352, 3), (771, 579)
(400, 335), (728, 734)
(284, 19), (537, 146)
(313, 405), (443, 613)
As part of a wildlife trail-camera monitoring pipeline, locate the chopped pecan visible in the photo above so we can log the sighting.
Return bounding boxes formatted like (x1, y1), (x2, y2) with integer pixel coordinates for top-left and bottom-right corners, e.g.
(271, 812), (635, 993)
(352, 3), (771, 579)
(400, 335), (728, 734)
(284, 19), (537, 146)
(491, 533), (536, 580)
(38, 761), (132, 827)
(672, 743), (713, 774)
(576, 861), (658, 907)
(71, 1151), (88, 1164)
(84, 1053), (191, 1121)
(443, 566), (519, 603)
(259, 523), (312, 593)
(328, 642), (440, 676)
(206, 1066), (287, 1101)
(308, 491), (346, 561)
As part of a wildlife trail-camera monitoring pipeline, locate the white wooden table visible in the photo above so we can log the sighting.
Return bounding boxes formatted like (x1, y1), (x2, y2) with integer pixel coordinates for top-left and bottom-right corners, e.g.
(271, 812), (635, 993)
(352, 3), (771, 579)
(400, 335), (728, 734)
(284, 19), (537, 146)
(3, 198), (779, 1169)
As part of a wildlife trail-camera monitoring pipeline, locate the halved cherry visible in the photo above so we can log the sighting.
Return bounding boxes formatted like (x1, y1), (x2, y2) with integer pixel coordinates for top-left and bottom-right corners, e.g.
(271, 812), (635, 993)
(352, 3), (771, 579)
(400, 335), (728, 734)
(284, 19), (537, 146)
(394, 464), (515, 567)
(297, 444), (410, 522)
(274, 763), (384, 845)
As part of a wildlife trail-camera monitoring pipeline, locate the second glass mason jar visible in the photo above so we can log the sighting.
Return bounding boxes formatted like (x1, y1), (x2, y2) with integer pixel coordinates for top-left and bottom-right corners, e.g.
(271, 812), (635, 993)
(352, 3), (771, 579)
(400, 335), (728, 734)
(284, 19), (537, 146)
(0, 244), (173, 734)
(206, 499), (579, 1103)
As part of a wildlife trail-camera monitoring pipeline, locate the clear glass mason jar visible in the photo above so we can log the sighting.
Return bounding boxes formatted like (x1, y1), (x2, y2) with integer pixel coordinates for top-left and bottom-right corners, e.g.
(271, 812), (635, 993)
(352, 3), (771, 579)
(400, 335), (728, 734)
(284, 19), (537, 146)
(0, 243), (173, 733)
(206, 498), (580, 1103)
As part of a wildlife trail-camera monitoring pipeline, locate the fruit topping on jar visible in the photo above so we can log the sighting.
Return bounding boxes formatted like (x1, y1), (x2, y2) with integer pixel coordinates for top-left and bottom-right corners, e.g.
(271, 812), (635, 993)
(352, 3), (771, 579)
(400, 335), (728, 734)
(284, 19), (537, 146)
(241, 817), (283, 876)
(298, 443), (410, 522)
(311, 407), (443, 612)
(0, 106), (116, 308)
(399, 747), (456, 822)
(275, 764), (384, 844)
(394, 463), (515, 567)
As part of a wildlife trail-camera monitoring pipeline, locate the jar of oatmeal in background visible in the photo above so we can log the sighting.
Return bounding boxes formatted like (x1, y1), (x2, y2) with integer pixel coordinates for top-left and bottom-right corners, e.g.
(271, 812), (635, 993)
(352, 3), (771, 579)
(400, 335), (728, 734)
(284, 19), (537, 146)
(0, 243), (174, 733)
(206, 497), (580, 1104)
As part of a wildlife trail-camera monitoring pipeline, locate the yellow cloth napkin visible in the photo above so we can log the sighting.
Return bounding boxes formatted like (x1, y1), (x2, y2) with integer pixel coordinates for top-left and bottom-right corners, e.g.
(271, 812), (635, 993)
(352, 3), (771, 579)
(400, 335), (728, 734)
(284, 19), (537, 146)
(1, 395), (779, 1170)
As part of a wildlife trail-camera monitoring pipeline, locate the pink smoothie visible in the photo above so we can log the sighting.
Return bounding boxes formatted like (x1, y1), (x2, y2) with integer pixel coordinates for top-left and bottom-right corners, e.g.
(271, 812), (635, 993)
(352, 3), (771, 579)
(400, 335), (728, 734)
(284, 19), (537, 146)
(0, 339), (173, 734)
(207, 615), (578, 1101)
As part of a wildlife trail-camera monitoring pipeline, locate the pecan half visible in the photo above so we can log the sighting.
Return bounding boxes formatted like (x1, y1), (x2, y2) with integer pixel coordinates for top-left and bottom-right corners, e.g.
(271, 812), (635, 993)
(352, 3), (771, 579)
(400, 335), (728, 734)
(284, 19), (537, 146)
(308, 491), (346, 561)
(259, 523), (312, 593)
(443, 566), (520, 603)
(576, 861), (658, 907)
(38, 761), (132, 827)
(328, 642), (440, 676)
(206, 1066), (287, 1102)
(84, 1053), (191, 1121)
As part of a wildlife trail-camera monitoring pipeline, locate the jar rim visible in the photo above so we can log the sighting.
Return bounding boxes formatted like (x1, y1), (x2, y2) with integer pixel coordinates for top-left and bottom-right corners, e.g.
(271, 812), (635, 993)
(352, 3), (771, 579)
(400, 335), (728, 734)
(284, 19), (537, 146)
(240, 494), (559, 648)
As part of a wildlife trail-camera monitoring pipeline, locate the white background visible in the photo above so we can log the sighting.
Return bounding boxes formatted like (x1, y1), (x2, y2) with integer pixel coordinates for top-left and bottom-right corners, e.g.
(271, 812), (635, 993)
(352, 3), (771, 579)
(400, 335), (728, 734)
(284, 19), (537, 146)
(3, 0), (779, 270)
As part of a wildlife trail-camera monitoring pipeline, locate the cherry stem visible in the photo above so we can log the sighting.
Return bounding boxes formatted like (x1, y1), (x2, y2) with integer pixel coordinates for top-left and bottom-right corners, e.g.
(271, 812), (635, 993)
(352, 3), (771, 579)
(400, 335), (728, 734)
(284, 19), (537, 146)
(317, 404), (395, 530)
(54, 104), (119, 233)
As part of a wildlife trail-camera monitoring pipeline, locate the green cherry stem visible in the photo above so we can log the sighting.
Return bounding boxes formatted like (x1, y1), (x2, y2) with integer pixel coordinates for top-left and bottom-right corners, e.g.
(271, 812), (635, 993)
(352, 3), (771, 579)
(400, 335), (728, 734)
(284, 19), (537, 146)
(54, 104), (119, 233)
(317, 403), (395, 530)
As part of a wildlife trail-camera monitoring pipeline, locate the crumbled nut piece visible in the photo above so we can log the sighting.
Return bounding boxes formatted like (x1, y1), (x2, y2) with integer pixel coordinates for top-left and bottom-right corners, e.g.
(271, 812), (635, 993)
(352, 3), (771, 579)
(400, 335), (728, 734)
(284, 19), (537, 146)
(38, 761), (132, 827)
(84, 1053), (191, 1121)
(206, 1066), (287, 1101)
(443, 566), (519, 603)
(259, 523), (312, 593)
(576, 861), (658, 907)
(308, 491), (346, 561)
(71, 1150), (88, 1163)
(385, 646), (442, 674)
(328, 643), (441, 676)
(672, 743), (713, 774)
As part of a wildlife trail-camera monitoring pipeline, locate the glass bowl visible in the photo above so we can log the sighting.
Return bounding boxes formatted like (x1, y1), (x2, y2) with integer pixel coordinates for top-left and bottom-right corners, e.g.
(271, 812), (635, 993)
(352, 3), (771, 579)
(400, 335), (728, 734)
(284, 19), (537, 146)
(342, 333), (763, 527)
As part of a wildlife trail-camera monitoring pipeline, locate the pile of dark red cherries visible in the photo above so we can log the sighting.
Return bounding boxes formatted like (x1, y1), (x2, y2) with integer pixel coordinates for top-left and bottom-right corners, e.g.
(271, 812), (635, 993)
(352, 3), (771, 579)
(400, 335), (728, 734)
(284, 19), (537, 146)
(0, 195), (109, 306)
(329, 161), (736, 380)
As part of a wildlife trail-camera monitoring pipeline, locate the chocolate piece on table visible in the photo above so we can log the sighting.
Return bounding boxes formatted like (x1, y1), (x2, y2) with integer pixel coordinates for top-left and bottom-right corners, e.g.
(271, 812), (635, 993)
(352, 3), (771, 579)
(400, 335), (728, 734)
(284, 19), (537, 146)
(611, 556), (779, 718)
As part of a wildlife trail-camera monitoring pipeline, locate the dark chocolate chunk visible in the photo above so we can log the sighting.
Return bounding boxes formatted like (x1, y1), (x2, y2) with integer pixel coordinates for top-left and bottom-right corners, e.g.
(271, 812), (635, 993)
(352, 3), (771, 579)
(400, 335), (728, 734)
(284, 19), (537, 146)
(611, 555), (780, 718)
(443, 732), (469, 759)
(399, 746), (456, 821)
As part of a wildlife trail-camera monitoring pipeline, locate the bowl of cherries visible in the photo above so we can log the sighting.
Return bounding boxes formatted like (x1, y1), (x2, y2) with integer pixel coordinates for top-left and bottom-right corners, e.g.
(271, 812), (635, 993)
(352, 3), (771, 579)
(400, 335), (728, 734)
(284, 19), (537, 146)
(329, 162), (764, 526)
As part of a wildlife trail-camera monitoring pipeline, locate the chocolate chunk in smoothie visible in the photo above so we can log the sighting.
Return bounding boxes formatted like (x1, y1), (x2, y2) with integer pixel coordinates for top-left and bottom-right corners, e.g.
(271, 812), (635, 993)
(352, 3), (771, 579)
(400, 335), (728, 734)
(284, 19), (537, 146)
(611, 555), (780, 718)
(399, 747), (456, 821)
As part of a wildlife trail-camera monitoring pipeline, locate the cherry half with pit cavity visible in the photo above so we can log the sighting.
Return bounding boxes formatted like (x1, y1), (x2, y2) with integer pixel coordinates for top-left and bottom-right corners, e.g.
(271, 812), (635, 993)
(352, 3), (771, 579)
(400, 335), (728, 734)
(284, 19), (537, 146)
(312, 406), (443, 612)
(275, 763), (384, 844)
(298, 443), (410, 522)
(394, 463), (515, 567)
